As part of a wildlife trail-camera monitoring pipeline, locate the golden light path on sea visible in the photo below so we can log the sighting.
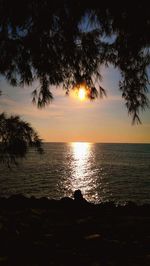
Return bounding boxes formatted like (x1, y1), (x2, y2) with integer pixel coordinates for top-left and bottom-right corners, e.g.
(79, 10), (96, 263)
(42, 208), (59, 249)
(69, 142), (99, 201)
(71, 142), (91, 178)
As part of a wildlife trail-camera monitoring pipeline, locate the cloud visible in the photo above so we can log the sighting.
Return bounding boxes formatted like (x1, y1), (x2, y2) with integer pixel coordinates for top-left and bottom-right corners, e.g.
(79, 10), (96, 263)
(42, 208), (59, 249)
(0, 95), (64, 120)
(143, 123), (150, 128)
(0, 96), (16, 106)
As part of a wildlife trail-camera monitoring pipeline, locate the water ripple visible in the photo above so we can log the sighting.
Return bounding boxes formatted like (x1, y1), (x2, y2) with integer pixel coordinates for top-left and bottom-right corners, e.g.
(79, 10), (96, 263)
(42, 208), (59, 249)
(0, 143), (150, 204)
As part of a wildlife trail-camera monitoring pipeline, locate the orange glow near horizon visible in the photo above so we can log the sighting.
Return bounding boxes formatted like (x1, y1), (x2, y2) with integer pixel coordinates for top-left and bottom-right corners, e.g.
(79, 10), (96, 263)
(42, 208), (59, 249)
(1, 65), (149, 144)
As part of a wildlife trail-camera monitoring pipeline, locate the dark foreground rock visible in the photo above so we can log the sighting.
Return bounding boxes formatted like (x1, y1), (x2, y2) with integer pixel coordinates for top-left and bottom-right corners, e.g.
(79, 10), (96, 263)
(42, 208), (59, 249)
(0, 195), (150, 266)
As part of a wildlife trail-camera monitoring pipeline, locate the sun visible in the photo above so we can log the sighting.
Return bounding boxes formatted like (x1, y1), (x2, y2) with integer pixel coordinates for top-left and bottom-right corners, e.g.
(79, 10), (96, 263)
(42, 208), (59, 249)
(71, 82), (90, 101)
(78, 87), (86, 101)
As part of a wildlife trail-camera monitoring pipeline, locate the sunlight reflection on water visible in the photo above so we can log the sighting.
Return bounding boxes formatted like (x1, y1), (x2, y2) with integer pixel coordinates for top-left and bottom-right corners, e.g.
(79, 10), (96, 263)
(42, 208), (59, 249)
(0, 143), (149, 204)
(71, 142), (91, 179)
(69, 142), (99, 201)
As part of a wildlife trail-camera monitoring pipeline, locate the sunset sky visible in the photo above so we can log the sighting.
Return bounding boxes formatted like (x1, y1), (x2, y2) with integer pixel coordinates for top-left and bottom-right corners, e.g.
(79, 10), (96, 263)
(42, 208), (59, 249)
(0, 65), (150, 143)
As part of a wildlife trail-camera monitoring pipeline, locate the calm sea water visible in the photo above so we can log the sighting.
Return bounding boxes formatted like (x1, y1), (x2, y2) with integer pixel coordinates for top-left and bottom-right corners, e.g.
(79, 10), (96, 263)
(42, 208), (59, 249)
(0, 143), (150, 204)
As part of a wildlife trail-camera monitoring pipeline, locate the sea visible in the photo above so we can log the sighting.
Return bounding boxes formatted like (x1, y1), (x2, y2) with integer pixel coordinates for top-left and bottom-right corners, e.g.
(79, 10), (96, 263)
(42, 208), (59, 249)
(0, 142), (150, 205)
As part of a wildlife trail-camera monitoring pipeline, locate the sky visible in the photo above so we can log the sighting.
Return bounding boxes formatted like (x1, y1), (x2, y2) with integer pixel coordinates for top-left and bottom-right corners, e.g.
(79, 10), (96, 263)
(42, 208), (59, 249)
(0, 65), (150, 143)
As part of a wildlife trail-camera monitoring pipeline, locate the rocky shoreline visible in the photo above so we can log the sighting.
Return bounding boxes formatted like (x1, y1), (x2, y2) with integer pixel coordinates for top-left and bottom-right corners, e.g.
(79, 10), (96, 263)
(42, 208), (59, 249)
(0, 195), (150, 265)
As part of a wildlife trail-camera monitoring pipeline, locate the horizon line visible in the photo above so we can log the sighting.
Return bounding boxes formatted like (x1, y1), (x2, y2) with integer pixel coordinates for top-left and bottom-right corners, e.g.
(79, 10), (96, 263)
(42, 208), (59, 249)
(42, 141), (150, 144)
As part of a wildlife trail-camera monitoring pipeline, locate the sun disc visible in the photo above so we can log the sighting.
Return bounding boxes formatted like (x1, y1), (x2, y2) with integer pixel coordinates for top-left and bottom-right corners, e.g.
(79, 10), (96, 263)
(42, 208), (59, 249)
(78, 87), (86, 101)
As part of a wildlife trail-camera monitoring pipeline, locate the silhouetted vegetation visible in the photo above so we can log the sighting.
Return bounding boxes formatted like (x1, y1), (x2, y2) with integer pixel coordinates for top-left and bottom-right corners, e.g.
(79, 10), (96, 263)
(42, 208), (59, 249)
(0, 1), (150, 162)
(0, 113), (43, 166)
(0, 1), (149, 121)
